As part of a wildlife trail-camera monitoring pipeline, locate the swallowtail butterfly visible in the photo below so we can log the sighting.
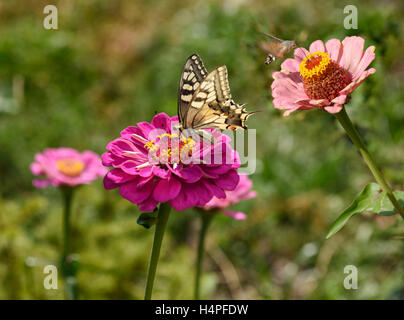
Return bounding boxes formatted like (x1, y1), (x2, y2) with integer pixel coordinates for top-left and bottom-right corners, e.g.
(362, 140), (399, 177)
(177, 54), (254, 133)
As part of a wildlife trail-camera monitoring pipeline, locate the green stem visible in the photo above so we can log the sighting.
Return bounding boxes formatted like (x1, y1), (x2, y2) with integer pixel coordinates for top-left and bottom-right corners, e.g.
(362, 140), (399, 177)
(194, 211), (214, 300)
(61, 187), (78, 300)
(335, 107), (404, 221)
(144, 202), (171, 300)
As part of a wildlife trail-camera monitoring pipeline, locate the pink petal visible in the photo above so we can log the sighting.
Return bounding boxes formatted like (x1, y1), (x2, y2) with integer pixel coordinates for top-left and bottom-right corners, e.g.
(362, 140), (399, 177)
(340, 68), (376, 95)
(33, 179), (51, 188)
(325, 39), (343, 63)
(281, 58), (300, 73)
(30, 163), (43, 175)
(340, 36), (365, 73)
(324, 104), (343, 114)
(293, 47), (309, 63)
(309, 40), (325, 53)
(223, 210), (247, 220)
(331, 94), (348, 105)
(351, 46), (376, 81)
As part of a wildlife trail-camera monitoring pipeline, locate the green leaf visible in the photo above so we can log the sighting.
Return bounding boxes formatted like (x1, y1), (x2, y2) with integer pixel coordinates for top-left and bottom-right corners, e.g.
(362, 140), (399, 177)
(326, 183), (404, 239)
(137, 210), (158, 229)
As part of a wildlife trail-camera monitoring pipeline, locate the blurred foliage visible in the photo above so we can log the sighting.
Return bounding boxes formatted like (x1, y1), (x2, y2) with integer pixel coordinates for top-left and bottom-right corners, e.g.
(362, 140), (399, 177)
(1, 0), (404, 299)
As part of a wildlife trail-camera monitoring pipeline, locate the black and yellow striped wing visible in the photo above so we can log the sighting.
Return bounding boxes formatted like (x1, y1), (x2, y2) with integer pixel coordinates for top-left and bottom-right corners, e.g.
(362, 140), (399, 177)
(178, 54), (208, 125)
(178, 54), (254, 131)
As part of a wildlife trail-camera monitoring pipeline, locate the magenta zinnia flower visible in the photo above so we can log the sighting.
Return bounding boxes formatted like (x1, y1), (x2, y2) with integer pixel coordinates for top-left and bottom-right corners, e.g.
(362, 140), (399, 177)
(271, 36), (376, 116)
(102, 113), (240, 212)
(31, 148), (107, 188)
(201, 174), (256, 220)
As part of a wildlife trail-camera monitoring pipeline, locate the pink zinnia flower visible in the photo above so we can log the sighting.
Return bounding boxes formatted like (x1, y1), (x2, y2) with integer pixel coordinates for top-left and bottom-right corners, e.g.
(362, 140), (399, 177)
(31, 148), (107, 188)
(102, 113), (240, 212)
(201, 174), (256, 220)
(271, 36), (376, 116)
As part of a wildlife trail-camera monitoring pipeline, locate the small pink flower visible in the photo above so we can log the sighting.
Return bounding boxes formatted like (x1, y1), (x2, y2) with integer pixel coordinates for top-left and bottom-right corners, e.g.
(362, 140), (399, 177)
(201, 175), (256, 220)
(271, 36), (376, 116)
(31, 148), (107, 188)
(102, 113), (241, 212)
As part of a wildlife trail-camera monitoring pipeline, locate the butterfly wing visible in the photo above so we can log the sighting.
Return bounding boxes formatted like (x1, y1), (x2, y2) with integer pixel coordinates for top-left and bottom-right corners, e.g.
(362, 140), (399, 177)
(178, 54), (208, 126)
(184, 66), (253, 130)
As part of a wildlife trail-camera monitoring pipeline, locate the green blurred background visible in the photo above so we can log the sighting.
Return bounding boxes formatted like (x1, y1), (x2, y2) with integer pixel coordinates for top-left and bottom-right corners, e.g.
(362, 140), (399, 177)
(1, 0), (404, 299)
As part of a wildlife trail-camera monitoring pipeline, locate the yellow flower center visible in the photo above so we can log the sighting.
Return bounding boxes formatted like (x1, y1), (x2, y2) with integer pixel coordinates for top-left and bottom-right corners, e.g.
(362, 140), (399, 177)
(299, 51), (331, 79)
(56, 158), (85, 177)
(298, 51), (351, 101)
(144, 133), (196, 164)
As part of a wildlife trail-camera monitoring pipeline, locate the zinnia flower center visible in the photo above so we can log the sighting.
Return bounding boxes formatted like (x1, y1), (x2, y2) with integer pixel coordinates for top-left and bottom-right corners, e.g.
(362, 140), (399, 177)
(299, 51), (350, 101)
(56, 158), (85, 177)
(144, 133), (196, 164)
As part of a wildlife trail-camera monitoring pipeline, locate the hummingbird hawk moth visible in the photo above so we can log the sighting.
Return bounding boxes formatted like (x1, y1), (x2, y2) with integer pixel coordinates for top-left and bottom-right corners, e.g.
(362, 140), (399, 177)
(258, 33), (297, 65)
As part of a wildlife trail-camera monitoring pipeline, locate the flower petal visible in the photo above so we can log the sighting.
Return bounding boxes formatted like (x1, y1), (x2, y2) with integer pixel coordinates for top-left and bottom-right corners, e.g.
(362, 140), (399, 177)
(325, 38), (343, 63)
(324, 104), (343, 114)
(340, 36), (365, 73)
(309, 40), (325, 53)
(215, 170), (240, 191)
(223, 210), (247, 220)
(153, 176), (181, 202)
(281, 58), (300, 73)
(119, 178), (155, 204)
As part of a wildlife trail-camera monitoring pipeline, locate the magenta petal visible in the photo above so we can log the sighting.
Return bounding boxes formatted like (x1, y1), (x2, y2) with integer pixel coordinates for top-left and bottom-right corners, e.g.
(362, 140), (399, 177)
(138, 195), (158, 212)
(175, 165), (203, 183)
(120, 160), (142, 175)
(215, 170), (240, 191)
(105, 168), (134, 185)
(151, 113), (171, 131)
(119, 179), (155, 204)
(153, 177), (181, 202)
(107, 138), (135, 154)
(103, 173), (120, 190)
(137, 122), (155, 139)
(169, 191), (188, 211)
(185, 182), (213, 207)
(202, 180), (226, 199)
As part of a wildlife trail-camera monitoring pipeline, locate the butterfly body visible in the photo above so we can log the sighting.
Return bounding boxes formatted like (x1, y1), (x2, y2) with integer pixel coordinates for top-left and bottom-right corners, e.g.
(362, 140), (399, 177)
(258, 33), (296, 65)
(177, 54), (254, 133)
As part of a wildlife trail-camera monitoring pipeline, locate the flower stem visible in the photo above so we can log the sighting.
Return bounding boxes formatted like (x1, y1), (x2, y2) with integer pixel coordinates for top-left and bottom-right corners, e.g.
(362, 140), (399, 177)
(335, 107), (404, 220)
(144, 202), (171, 300)
(194, 211), (214, 300)
(61, 187), (78, 300)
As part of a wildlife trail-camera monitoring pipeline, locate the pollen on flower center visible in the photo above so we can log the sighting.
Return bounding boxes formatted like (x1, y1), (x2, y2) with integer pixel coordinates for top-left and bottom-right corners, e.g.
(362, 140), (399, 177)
(56, 158), (85, 177)
(299, 51), (350, 101)
(144, 133), (196, 164)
